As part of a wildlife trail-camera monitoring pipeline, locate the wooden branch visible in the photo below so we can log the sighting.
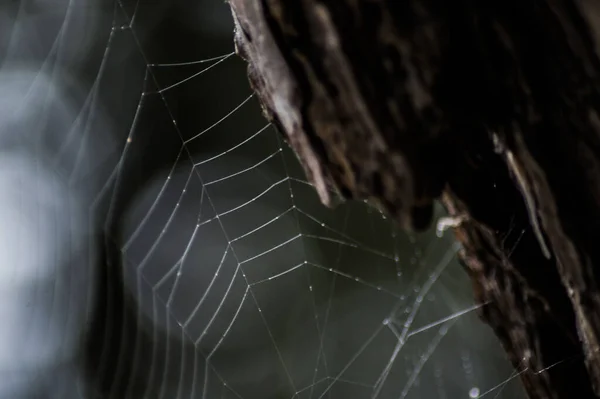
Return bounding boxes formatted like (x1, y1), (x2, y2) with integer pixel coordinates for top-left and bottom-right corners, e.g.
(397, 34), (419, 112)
(228, 0), (600, 397)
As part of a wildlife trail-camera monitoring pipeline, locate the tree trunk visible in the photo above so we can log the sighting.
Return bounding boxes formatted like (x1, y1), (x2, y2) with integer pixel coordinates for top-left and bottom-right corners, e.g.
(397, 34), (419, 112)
(227, 0), (600, 397)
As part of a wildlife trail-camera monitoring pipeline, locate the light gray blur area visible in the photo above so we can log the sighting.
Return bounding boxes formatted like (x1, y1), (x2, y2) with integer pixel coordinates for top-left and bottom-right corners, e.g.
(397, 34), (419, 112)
(0, 1), (529, 399)
(0, 0), (116, 398)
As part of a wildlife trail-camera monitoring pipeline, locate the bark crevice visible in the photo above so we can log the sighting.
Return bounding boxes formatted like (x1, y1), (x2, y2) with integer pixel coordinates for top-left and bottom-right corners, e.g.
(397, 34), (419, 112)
(228, 1), (600, 397)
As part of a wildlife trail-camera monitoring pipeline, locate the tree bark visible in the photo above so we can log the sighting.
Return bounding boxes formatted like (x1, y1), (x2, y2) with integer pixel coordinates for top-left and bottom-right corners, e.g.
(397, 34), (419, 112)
(227, 0), (600, 397)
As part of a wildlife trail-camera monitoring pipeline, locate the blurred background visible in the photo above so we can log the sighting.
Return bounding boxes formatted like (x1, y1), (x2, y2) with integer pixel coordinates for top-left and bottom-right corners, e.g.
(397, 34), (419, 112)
(0, 0), (527, 398)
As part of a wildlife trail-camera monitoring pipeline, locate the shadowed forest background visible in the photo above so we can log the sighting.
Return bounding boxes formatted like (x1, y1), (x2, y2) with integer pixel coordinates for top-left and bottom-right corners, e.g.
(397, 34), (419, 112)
(0, 0), (534, 398)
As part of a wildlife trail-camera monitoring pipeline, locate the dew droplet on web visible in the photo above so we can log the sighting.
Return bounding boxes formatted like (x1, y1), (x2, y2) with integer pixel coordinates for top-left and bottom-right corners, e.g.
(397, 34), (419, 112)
(469, 387), (480, 398)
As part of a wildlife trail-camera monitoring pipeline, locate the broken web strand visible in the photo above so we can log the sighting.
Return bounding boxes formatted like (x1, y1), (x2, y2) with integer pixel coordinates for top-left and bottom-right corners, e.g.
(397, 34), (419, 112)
(475, 350), (585, 399)
(370, 242), (460, 399)
(271, 197), (440, 398)
(373, 241), (453, 376)
(475, 358), (528, 399)
(399, 319), (457, 399)
(80, 1), (568, 398)
(311, 240), (462, 399)
(150, 52), (236, 67)
(154, 52), (236, 94)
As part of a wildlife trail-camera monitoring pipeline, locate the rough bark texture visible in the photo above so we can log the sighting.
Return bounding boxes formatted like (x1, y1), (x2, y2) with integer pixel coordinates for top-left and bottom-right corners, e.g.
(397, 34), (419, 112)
(228, 0), (600, 398)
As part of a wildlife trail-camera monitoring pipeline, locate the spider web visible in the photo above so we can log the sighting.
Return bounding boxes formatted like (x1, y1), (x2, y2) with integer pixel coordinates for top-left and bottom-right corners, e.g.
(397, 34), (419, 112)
(0, 0), (555, 398)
